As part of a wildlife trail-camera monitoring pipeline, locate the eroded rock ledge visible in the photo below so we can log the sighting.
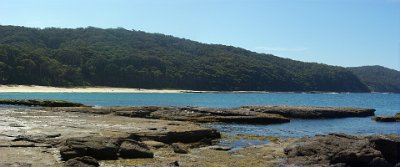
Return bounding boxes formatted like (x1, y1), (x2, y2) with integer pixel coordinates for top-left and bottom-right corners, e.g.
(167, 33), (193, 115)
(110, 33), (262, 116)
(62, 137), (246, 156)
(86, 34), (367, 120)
(2, 99), (375, 121)
(0, 99), (87, 107)
(374, 113), (400, 122)
(284, 133), (400, 167)
(244, 105), (375, 118)
(44, 105), (375, 125)
(0, 100), (381, 167)
(44, 106), (289, 125)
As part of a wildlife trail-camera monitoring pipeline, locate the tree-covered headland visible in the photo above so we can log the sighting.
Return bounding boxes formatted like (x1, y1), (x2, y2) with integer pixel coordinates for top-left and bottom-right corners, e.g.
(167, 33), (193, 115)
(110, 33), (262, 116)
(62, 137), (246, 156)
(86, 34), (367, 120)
(0, 25), (370, 92)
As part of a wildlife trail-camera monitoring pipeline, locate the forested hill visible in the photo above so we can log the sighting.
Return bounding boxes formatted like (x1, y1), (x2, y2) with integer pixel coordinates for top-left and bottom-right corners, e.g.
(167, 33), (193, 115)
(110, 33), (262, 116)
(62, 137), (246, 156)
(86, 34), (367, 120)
(348, 66), (400, 93)
(0, 25), (369, 92)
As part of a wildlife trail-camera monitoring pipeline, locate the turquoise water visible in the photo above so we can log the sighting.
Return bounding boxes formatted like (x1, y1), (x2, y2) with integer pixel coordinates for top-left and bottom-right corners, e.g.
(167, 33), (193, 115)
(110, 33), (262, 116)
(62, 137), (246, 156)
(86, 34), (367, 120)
(0, 92), (399, 138)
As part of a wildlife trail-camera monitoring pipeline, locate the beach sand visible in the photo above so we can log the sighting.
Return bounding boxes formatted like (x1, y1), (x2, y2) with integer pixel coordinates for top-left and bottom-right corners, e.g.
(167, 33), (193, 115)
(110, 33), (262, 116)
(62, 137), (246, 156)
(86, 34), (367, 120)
(0, 85), (189, 93)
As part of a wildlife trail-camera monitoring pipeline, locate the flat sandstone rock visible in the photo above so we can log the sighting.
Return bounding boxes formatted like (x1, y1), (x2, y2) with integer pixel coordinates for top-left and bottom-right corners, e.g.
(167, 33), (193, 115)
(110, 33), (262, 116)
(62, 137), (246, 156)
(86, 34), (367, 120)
(243, 105), (375, 118)
(0, 108), (220, 166)
(45, 105), (375, 122)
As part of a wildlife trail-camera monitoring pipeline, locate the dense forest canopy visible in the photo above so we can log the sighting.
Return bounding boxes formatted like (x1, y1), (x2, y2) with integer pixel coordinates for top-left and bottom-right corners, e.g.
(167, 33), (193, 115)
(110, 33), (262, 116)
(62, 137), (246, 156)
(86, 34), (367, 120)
(0, 25), (370, 92)
(348, 66), (400, 93)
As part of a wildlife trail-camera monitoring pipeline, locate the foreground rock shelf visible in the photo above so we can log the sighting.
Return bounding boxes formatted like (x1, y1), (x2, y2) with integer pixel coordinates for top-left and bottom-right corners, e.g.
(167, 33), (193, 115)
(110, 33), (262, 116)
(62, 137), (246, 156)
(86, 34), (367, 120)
(100, 133), (398, 167)
(0, 108), (220, 166)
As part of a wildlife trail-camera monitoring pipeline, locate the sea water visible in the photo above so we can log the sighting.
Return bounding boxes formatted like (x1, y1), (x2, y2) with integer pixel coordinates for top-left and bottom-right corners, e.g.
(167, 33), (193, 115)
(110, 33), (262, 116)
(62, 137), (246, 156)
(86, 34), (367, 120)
(0, 92), (399, 138)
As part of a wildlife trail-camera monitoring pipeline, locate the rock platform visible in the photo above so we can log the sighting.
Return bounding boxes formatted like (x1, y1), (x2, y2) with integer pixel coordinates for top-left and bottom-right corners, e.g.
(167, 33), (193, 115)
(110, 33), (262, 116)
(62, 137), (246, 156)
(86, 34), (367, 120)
(0, 99), (386, 167)
(243, 105), (375, 118)
(0, 108), (219, 166)
(374, 113), (400, 122)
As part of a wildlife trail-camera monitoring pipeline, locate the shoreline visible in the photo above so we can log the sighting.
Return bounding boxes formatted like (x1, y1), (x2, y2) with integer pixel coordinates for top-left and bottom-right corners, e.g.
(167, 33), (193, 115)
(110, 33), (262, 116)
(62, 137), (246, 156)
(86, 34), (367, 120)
(0, 85), (189, 93)
(0, 85), (395, 94)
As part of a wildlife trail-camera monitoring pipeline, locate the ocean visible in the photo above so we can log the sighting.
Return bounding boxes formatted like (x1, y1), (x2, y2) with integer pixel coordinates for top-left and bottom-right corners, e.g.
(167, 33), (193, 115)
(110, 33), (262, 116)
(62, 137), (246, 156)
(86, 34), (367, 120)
(0, 92), (399, 140)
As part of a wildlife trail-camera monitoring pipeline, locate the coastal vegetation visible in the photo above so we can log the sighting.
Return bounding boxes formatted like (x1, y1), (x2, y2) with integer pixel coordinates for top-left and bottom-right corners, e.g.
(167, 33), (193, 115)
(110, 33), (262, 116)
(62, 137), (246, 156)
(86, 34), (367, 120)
(0, 25), (370, 92)
(348, 65), (400, 93)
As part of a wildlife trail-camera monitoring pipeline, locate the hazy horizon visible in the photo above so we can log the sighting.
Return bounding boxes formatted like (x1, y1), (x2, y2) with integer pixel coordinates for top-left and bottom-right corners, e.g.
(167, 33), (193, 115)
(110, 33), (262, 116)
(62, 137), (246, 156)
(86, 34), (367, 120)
(1, 0), (399, 70)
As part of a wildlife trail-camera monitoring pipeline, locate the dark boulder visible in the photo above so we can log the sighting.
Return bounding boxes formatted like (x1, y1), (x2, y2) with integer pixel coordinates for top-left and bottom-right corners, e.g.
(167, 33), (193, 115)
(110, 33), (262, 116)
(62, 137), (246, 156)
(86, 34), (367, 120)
(60, 137), (155, 160)
(119, 140), (154, 158)
(169, 161), (180, 166)
(369, 136), (400, 164)
(64, 156), (99, 167)
(284, 134), (400, 167)
(369, 157), (392, 167)
(60, 137), (119, 160)
(374, 116), (399, 122)
(373, 113), (400, 122)
(129, 129), (221, 144)
(85, 140), (119, 160)
(172, 143), (189, 154)
(60, 141), (88, 160)
(330, 147), (382, 166)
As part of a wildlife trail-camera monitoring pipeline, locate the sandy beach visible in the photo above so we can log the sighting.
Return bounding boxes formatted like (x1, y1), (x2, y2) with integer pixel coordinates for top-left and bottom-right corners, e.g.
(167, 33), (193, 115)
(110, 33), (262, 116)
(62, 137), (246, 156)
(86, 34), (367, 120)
(0, 85), (190, 93)
(0, 85), (347, 94)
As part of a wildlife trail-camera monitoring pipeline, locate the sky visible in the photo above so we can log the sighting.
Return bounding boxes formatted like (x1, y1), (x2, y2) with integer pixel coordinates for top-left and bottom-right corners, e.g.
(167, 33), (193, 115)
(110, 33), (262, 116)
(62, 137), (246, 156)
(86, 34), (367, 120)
(0, 0), (399, 70)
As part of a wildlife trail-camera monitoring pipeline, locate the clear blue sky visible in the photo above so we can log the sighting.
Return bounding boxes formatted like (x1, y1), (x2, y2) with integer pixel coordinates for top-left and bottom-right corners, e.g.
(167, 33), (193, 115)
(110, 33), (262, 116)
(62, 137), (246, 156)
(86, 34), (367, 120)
(1, 0), (399, 70)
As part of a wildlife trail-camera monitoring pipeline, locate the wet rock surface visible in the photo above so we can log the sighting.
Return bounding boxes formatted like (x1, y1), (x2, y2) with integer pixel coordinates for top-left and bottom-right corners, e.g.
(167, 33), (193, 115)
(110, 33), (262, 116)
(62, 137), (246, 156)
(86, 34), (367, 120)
(374, 113), (400, 122)
(46, 106), (290, 124)
(284, 133), (400, 167)
(243, 105), (375, 118)
(0, 99), (87, 107)
(46, 105), (375, 124)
